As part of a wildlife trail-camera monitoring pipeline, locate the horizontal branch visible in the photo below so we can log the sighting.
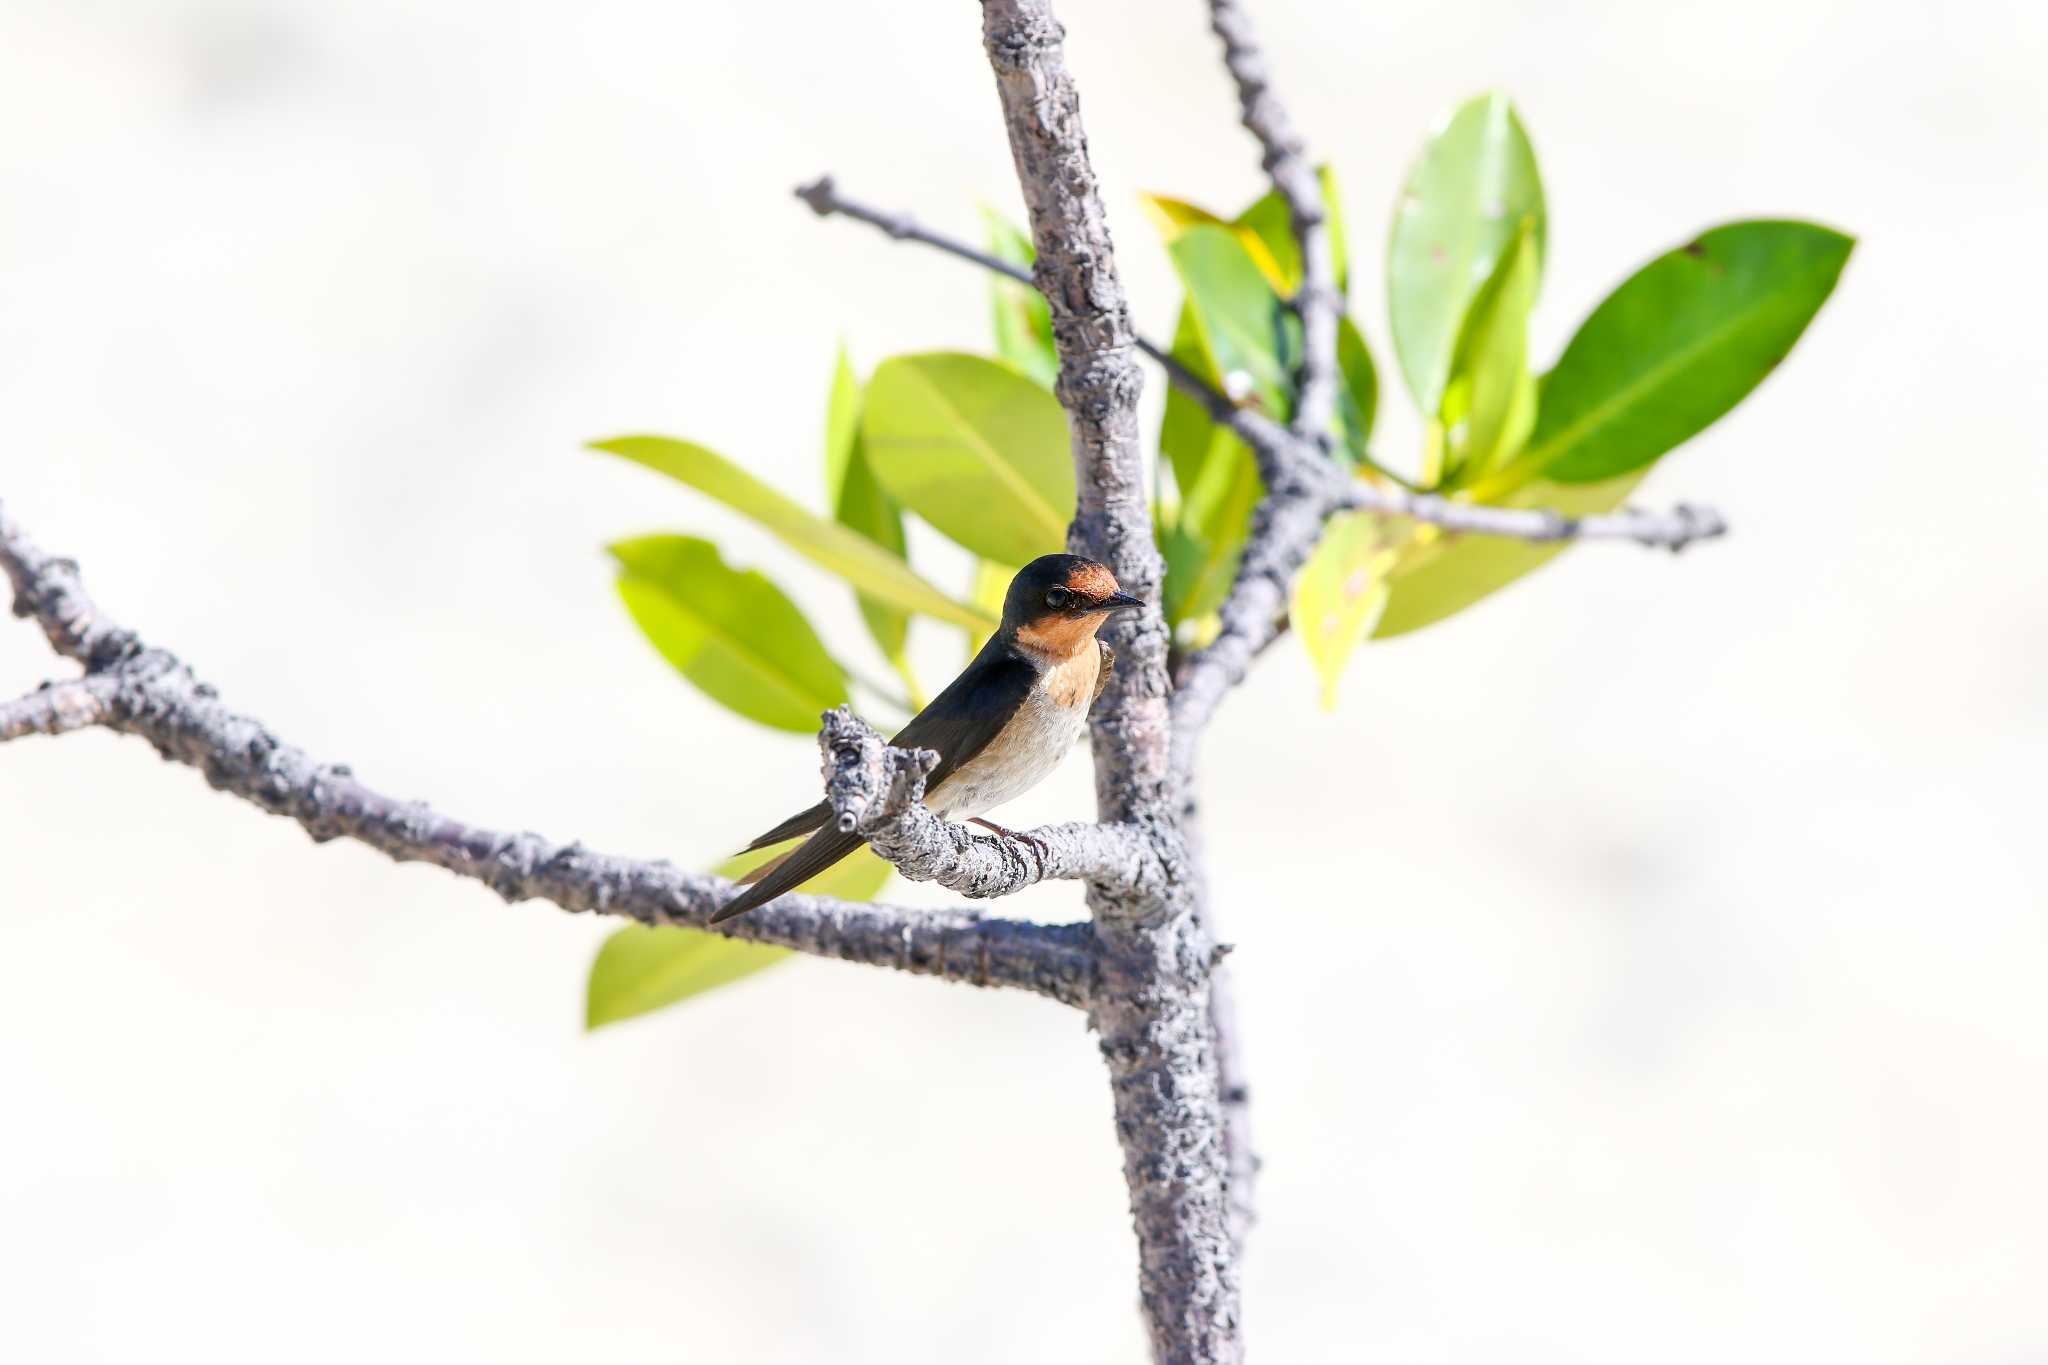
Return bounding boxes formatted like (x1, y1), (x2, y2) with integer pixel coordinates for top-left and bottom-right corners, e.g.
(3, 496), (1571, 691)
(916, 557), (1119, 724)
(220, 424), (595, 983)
(1337, 483), (1728, 549)
(817, 706), (1161, 899)
(0, 502), (1098, 1008)
(795, 174), (1298, 472)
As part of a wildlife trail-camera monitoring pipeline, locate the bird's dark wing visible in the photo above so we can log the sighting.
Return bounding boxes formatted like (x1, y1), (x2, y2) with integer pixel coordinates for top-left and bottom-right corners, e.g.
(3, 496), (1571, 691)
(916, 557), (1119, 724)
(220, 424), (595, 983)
(891, 648), (1037, 791)
(712, 646), (1037, 924)
(709, 826), (866, 922)
(1092, 639), (1115, 706)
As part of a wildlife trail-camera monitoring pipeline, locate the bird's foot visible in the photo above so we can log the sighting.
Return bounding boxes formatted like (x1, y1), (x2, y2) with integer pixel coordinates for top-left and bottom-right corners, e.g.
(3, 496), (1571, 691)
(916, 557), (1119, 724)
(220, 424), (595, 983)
(968, 817), (1049, 879)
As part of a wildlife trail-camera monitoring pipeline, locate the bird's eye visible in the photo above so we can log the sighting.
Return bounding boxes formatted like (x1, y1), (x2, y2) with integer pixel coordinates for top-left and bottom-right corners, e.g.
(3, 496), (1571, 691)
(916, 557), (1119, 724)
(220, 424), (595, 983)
(1045, 587), (1071, 610)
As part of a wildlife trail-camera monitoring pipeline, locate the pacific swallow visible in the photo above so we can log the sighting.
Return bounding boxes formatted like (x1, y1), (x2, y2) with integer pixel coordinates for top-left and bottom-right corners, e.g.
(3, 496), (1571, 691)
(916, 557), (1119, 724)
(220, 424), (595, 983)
(709, 554), (1143, 923)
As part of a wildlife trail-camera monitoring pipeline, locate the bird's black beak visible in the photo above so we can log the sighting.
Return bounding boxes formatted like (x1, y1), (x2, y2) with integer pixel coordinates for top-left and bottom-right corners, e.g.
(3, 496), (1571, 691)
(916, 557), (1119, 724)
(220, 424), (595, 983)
(1102, 591), (1145, 615)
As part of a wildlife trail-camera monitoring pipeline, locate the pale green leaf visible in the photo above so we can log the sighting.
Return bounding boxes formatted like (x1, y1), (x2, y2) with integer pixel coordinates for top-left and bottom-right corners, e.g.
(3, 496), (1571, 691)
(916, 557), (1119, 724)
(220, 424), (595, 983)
(824, 349), (918, 698)
(1438, 219), (1540, 485)
(1292, 511), (1397, 708)
(595, 435), (991, 633)
(611, 535), (846, 732)
(1389, 92), (1546, 411)
(862, 352), (1075, 566)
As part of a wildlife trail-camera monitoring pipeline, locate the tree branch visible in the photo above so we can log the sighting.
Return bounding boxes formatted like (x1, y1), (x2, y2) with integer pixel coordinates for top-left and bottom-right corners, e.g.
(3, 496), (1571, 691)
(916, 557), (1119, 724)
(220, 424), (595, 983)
(0, 502), (1098, 1008)
(1337, 484), (1729, 548)
(1206, 0), (1341, 448)
(795, 176), (1728, 559)
(814, 706), (1162, 899)
(979, 5), (1240, 1362)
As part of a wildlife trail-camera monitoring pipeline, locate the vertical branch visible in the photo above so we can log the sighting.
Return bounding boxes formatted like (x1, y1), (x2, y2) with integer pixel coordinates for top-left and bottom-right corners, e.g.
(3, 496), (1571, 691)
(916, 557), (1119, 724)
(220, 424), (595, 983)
(979, 0), (1170, 831)
(980, 4), (1240, 1362)
(1207, 0), (1341, 446)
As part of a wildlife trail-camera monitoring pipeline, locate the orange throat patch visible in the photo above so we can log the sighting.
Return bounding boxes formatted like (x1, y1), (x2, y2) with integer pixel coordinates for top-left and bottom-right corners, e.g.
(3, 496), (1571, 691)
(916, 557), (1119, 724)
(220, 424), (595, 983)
(1013, 611), (1109, 670)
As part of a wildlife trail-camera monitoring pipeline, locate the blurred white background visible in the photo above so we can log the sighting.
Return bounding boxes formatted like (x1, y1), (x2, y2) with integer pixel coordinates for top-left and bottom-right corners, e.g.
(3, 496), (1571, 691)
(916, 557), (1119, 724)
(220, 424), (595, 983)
(3, 0), (2043, 1361)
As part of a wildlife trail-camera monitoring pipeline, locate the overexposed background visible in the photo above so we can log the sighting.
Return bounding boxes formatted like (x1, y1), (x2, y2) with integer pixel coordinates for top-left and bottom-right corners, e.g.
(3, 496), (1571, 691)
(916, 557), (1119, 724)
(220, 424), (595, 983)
(3, 1), (2043, 1361)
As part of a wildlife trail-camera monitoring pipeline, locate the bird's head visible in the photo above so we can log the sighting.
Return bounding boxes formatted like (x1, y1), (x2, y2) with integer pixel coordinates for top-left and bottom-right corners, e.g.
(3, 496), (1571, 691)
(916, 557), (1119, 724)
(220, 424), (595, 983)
(1003, 554), (1144, 659)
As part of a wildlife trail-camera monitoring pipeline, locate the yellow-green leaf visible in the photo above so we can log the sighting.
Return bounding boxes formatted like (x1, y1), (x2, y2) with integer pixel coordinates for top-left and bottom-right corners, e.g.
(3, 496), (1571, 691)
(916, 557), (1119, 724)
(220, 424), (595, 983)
(862, 353), (1074, 566)
(825, 350), (920, 700)
(1292, 511), (1398, 708)
(1139, 193), (1293, 292)
(1438, 219), (1540, 485)
(1234, 164), (1351, 296)
(594, 435), (990, 633)
(611, 535), (847, 732)
(585, 843), (894, 1029)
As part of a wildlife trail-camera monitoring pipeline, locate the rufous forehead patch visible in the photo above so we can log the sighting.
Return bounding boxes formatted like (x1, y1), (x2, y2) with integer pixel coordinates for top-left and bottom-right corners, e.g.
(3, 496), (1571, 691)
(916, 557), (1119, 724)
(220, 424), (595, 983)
(1064, 562), (1119, 599)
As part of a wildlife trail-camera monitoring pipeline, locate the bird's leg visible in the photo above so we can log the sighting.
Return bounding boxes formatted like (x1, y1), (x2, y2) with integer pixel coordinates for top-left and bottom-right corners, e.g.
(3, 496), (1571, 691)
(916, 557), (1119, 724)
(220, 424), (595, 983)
(968, 817), (1049, 878)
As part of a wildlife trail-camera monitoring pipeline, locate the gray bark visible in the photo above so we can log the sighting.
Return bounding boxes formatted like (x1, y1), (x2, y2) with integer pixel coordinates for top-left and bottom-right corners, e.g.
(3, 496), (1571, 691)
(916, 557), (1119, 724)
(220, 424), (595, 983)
(980, 4), (1240, 1360)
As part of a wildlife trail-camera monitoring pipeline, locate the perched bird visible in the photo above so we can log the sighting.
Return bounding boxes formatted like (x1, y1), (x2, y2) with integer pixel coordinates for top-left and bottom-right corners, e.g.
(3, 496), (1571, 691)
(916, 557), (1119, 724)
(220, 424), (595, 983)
(710, 554), (1142, 922)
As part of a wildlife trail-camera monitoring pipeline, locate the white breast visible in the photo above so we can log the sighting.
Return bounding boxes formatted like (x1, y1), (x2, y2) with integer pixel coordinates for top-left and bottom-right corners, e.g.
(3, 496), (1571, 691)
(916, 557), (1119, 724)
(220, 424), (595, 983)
(927, 648), (1097, 821)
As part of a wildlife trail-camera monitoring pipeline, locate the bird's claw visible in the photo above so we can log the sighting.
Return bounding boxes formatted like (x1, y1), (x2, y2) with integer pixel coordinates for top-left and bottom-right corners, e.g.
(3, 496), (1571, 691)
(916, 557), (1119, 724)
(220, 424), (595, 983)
(967, 817), (1049, 880)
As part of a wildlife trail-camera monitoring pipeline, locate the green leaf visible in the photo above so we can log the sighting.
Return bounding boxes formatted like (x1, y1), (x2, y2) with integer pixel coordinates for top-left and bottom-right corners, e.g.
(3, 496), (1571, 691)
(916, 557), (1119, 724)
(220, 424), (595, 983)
(1334, 314), (1379, 466)
(611, 535), (847, 732)
(1292, 511), (1397, 707)
(1388, 91), (1546, 412)
(983, 210), (1059, 390)
(1370, 468), (1648, 638)
(1139, 193), (1292, 292)
(862, 352), (1075, 566)
(1523, 220), (1854, 484)
(1438, 219), (1540, 484)
(1168, 225), (1301, 424)
(824, 350), (919, 699)
(594, 435), (992, 633)
(585, 843), (895, 1029)
(1162, 448), (1260, 625)
(1236, 164), (1351, 296)
(1158, 304), (1236, 510)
